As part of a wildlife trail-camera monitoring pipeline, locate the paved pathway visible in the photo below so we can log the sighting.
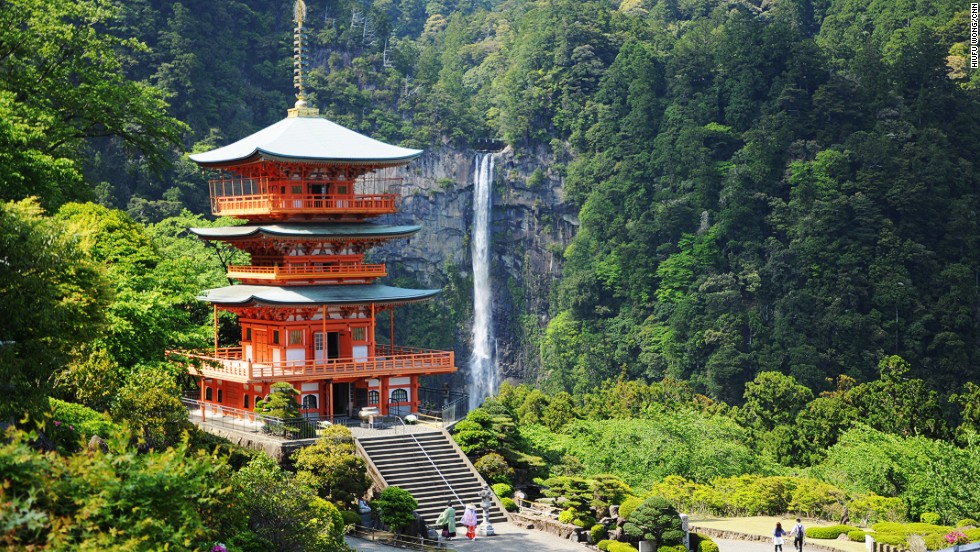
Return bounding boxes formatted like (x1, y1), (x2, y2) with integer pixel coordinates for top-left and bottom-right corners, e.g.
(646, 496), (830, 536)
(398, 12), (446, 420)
(346, 522), (585, 551)
(345, 527), (783, 552)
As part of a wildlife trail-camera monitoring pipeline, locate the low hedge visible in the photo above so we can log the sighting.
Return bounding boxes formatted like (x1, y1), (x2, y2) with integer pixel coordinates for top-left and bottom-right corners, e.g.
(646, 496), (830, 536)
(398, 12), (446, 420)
(848, 531), (868, 542)
(920, 513), (941, 525)
(871, 523), (953, 536)
(492, 483), (513, 498)
(871, 532), (909, 546)
(591, 524), (608, 543)
(957, 519), (978, 528)
(923, 533), (947, 550)
(807, 525), (860, 539)
(699, 540), (720, 552)
(340, 510), (361, 526)
(558, 508), (576, 524)
(501, 497), (518, 512)
(608, 542), (639, 552)
(659, 545), (687, 552)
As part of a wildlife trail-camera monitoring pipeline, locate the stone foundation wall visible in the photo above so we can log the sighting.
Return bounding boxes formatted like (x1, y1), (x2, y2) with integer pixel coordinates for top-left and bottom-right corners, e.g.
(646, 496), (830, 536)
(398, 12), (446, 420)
(690, 526), (842, 552)
(510, 511), (579, 540)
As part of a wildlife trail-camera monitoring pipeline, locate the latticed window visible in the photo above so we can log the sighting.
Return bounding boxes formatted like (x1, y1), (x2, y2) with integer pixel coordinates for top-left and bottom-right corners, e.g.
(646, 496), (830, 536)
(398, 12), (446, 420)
(368, 390), (379, 405)
(391, 388), (408, 403)
(289, 329), (303, 345)
(302, 395), (318, 409)
(351, 327), (366, 341)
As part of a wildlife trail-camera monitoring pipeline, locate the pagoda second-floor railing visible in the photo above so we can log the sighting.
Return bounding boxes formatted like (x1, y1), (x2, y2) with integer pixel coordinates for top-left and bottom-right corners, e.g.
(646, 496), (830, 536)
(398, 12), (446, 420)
(174, 346), (455, 383)
(208, 175), (400, 217)
(226, 262), (387, 282)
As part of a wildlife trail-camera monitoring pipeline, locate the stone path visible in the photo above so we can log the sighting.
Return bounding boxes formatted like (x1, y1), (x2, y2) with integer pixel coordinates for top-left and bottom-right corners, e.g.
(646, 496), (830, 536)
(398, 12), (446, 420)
(345, 522), (585, 551)
(345, 526), (788, 552)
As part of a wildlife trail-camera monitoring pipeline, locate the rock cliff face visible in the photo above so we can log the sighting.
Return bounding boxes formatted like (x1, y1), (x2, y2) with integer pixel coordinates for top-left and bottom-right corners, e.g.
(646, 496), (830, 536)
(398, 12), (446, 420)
(378, 145), (578, 383)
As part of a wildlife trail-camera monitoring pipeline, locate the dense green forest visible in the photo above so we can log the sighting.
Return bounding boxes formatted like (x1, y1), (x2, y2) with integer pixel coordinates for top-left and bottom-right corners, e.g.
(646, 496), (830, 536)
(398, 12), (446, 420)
(1, 0), (979, 548)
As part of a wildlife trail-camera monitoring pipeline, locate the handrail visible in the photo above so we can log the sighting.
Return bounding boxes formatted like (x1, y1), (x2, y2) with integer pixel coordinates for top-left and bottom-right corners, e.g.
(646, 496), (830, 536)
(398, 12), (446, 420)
(410, 431), (464, 509)
(227, 262), (386, 276)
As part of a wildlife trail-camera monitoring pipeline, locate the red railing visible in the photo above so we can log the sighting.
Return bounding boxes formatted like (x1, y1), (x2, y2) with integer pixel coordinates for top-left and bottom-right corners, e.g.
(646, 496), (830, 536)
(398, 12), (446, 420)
(175, 346), (455, 383)
(207, 175), (401, 217)
(226, 262), (387, 282)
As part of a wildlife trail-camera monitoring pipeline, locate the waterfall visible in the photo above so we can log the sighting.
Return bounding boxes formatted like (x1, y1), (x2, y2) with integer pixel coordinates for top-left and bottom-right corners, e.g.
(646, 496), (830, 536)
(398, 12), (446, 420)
(469, 153), (496, 410)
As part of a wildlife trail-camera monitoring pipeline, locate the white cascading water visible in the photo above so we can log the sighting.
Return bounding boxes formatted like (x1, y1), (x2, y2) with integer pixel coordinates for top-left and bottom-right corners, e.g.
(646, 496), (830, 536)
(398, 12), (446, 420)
(469, 153), (496, 410)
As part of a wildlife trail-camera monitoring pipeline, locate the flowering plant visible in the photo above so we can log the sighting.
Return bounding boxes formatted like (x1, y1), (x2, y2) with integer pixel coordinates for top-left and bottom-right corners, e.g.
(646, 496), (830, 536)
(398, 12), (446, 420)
(944, 531), (969, 545)
(211, 544), (228, 552)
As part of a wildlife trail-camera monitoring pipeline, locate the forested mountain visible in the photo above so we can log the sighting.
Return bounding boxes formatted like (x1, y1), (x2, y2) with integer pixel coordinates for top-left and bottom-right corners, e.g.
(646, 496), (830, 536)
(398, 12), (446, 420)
(2, 0), (979, 408)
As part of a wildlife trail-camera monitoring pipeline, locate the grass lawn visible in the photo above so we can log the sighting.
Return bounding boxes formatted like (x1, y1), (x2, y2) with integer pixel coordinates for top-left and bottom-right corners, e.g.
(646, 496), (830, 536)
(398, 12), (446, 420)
(689, 515), (869, 552)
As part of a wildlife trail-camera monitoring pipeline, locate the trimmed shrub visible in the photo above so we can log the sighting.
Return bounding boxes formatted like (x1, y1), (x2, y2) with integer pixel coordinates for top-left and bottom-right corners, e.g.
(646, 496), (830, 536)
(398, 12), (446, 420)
(699, 540), (720, 552)
(873, 533), (910, 546)
(872, 523), (953, 536)
(849, 531), (868, 541)
(591, 524), (608, 543)
(807, 525), (860, 539)
(608, 542), (640, 552)
(501, 497), (518, 511)
(598, 540), (612, 551)
(920, 513), (941, 525)
(965, 528), (980, 540)
(341, 510), (361, 526)
(659, 545), (687, 552)
(492, 483), (513, 498)
(474, 452), (514, 484)
(575, 514), (597, 528)
(922, 533), (947, 550)
(619, 496), (643, 521)
(957, 519), (978, 528)
(559, 507), (577, 524)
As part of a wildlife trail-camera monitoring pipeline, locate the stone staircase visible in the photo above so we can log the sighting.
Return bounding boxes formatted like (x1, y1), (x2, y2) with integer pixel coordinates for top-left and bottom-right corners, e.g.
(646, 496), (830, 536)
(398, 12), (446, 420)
(357, 429), (508, 527)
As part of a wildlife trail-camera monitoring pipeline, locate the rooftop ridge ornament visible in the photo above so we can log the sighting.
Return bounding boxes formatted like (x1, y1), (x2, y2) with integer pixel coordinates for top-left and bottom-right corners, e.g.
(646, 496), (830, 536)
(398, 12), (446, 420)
(288, 0), (320, 118)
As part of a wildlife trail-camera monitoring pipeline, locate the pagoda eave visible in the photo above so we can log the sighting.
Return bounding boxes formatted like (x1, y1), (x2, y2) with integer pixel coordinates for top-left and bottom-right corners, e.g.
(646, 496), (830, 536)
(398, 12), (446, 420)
(197, 284), (440, 308)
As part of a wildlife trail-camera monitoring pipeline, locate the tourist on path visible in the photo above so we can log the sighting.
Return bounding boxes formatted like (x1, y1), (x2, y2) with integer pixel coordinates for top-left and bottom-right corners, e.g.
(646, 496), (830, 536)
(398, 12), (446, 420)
(435, 501), (457, 540)
(791, 518), (805, 552)
(773, 522), (788, 552)
(461, 504), (479, 539)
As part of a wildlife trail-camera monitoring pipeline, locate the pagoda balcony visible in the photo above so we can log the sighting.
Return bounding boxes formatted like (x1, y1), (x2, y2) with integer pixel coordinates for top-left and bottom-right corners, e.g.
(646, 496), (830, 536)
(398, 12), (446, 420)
(226, 262), (387, 284)
(175, 345), (455, 384)
(208, 176), (401, 218)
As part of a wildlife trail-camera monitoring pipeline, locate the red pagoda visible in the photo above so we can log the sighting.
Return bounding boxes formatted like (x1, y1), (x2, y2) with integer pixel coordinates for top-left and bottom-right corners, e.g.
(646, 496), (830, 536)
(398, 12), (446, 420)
(180, 0), (455, 420)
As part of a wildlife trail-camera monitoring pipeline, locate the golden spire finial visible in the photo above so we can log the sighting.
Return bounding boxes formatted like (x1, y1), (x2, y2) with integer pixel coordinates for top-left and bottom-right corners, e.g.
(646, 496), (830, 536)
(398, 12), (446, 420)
(289, 0), (318, 117)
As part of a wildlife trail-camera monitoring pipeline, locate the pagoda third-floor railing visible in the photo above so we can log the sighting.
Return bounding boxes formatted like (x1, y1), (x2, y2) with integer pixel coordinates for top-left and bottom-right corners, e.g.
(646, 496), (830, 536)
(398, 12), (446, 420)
(208, 175), (400, 217)
(226, 262), (387, 283)
(174, 346), (455, 383)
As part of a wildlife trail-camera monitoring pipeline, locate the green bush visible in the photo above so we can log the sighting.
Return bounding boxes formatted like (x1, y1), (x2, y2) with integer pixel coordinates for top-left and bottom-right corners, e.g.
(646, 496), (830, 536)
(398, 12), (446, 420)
(871, 533), (909, 546)
(923, 533), (947, 550)
(575, 514), (597, 528)
(965, 528), (980, 541)
(699, 540), (720, 552)
(659, 545), (688, 552)
(474, 452), (514, 484)
(871, 523), (953, 536)
(608, 542), (639, 552)
(807, 525), (860, 539)
(619, 496), (642, 521)
(598, 540), (612, 551)
(848, 531), (868, 541)
(501, 497), (518, 511)
(591, 524), (608, 543)
(492, 482), (513, 498)
(559, 507), (577, 524)
(920, 513), (941, 525)
(957, 519), (978, 528)
(341, 510), (361, 526)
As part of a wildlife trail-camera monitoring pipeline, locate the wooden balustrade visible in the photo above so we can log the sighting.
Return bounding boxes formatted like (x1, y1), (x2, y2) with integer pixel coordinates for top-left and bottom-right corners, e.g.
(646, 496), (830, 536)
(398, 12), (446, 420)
(177, 347), (455, 383)
(226, 262), (387, 282)
(211, 193), (397, 217)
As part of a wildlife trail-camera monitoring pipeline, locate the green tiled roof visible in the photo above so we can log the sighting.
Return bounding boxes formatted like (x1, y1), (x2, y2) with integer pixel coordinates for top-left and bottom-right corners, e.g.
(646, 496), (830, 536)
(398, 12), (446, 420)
(198, 283), (440, 306)
(190, 223), (421, 240)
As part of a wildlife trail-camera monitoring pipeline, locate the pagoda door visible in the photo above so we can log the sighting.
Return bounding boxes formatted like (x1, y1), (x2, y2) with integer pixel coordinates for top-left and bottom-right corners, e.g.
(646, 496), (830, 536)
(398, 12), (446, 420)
(314, 332), (340, 362)
(253, 330), (269, 362)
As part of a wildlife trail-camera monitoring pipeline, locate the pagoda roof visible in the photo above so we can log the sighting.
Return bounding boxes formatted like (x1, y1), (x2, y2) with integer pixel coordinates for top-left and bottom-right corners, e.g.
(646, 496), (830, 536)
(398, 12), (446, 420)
(189, 116), (423, 167)
(190, 223), (421, 240)
(198, 283), (440, 307)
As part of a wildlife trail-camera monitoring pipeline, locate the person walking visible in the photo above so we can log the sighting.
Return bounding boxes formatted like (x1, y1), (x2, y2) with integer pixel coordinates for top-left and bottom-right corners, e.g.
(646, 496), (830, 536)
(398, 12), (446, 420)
(435, 501), (456, 540)
(461, 504), (479, 540)
(791, 518), (805, 552)
(774, 522), (788, 552)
